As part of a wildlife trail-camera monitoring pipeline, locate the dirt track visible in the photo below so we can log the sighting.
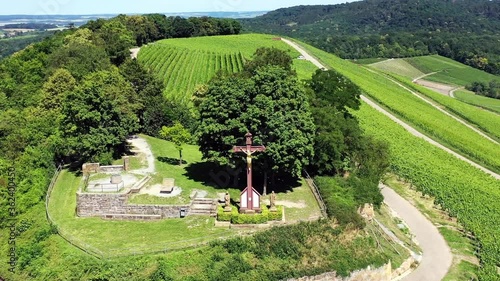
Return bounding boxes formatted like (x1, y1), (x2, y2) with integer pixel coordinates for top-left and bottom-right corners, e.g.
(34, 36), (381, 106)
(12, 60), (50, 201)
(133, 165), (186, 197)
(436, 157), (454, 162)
(130, 47), (140, 59)
(414, 79), (455, 96)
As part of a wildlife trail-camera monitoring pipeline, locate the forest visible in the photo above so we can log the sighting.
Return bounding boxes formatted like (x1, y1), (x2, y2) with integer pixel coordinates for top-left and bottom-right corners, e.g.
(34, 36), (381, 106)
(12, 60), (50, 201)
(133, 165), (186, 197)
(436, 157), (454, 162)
(241, 0), (500, 75)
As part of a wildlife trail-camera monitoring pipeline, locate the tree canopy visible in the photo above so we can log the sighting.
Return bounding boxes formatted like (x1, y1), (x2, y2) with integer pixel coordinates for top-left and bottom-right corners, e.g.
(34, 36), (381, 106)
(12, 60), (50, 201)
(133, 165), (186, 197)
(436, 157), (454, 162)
(197, 48), (315, 181)
(60, 70), (140, 163)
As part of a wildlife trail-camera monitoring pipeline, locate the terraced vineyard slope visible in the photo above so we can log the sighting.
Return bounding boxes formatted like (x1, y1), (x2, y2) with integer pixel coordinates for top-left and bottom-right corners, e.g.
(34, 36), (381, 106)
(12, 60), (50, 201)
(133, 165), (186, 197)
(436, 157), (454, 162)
(370, 55), (500, 87)
(292, 41), (500, 280)
(138, 34), (310, 103)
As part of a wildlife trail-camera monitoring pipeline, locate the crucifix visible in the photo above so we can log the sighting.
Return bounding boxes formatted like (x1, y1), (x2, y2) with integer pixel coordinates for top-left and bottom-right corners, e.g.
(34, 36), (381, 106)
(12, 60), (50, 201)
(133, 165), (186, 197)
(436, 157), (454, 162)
(233, 132), (266, 213)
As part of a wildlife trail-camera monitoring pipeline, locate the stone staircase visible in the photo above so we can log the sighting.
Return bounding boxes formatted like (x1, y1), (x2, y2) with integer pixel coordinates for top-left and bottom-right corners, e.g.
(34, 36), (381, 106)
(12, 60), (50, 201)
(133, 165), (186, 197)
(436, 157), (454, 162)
(189, 198), (217, 217)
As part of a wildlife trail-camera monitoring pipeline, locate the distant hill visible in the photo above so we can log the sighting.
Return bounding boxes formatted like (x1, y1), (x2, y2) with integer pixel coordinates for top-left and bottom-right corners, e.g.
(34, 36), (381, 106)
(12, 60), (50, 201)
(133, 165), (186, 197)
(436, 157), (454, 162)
(241, 0), (500, 75)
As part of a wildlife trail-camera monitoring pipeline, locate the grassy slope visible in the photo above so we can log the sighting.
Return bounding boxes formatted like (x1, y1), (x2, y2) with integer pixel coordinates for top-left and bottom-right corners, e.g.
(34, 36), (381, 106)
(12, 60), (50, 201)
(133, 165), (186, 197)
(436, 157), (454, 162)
(388, 74), (500, 141)
(293, 42), (499, 279)
(368, 56), (500, 139)
(455, 89), (500, 114)
(404, 55), (500, 86)
(369, 59), (424, 80)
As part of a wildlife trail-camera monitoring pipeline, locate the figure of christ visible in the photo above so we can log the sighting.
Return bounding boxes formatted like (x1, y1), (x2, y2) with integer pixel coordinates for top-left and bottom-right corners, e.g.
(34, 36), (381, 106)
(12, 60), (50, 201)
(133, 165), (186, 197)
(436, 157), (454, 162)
(233, 132), (266, 213)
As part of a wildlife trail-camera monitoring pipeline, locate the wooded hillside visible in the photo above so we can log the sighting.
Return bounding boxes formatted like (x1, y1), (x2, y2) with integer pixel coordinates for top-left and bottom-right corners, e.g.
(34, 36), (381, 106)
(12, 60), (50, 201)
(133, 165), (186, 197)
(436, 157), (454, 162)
(241, 0), (500, 74)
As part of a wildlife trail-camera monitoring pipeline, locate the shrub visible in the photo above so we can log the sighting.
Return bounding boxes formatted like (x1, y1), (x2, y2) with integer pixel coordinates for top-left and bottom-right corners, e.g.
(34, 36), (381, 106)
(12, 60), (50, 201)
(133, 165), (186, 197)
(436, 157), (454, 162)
(216, 205), (233, 221)
(216, 204), (283, 224)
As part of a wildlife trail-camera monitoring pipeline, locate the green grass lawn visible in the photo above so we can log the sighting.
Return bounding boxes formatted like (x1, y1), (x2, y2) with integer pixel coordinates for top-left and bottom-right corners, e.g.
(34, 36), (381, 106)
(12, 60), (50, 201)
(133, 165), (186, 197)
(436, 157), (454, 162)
(294, 58), (319, 81)
(454, 89), (500, 114)
(369, 58), (425, 80)
(48, 135), (322, 257)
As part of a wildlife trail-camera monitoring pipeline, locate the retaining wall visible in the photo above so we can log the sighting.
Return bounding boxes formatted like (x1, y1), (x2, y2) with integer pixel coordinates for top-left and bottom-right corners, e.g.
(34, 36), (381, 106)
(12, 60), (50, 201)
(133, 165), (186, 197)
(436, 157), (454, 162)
(76, 192), (190, 219)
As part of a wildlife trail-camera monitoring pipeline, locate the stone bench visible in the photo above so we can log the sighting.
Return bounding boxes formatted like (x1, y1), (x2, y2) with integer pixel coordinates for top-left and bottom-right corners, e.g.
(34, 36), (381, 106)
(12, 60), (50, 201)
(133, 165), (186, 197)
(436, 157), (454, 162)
(160, 178), (175, 194)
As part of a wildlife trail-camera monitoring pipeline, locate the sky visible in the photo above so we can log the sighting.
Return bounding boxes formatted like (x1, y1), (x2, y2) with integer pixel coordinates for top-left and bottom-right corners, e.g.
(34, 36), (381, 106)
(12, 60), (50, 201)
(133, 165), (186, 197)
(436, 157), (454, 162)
(1, 0), (352, 15)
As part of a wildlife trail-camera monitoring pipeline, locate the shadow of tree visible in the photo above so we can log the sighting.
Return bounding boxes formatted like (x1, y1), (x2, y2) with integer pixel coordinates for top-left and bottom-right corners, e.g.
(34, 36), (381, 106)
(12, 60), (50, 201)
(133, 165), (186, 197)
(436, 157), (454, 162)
(183, 161), (302, 194)
(158, 156), (188, 165)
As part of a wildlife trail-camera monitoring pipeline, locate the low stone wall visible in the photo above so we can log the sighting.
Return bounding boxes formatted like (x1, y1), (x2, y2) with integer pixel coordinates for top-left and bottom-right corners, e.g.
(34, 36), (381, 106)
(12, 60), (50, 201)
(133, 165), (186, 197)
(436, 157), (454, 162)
(99, 165), (124, 173)
(82, 162), (125, 174)
(76, 192), (190, 219)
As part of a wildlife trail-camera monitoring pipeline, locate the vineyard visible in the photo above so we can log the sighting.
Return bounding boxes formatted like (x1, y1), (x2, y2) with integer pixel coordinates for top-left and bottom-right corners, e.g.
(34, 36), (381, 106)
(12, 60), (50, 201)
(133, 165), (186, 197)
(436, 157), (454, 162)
(371, 55), (500, 86)
(388, 74), (500, 141)
(138, 34), (306, 103)
(296, 41), (500, 279)
(455, 89), (500, 114)
(304, 45), (500, 174)
(138, 44), (244, 103)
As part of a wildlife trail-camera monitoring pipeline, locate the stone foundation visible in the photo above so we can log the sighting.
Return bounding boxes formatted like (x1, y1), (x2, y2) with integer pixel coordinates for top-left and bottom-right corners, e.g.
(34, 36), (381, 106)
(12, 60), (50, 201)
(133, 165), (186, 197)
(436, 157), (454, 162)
(76, 191), (190, 219)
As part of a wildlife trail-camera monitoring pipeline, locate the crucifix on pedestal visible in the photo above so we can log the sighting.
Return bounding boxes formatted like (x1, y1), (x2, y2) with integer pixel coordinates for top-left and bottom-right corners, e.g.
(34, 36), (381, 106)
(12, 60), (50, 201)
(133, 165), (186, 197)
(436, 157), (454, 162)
(233, 132), (266, 214)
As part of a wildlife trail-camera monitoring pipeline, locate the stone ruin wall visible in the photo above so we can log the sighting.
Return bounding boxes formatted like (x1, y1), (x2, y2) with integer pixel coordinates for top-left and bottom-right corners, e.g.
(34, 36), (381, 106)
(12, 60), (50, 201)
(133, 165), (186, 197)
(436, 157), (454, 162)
(82, 157), (130, 175)
(76, 191), (190, 219)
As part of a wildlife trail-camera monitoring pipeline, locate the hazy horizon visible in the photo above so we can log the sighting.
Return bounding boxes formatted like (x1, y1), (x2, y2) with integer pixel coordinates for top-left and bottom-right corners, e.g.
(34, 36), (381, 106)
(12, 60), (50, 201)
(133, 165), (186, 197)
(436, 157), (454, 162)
(1, 0), (355, 15)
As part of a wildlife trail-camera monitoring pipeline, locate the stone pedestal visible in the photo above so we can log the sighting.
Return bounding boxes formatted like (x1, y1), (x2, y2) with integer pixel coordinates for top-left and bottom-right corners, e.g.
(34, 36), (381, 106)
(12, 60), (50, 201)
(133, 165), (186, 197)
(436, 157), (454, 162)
(269, 206), (277, 212)
(111, 174), (122, 184)
(224, 206), (232, 212)
(124, 157), (130, 171)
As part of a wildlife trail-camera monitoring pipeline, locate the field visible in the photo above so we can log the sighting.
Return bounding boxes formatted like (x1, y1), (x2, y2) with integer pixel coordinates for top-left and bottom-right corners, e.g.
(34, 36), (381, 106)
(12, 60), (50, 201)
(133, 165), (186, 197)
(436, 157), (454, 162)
(299, 44), (500, 174)
(455, 89), (500, 114)
(138, 34), (311, 103)
(369, 59), (424, 80)
(369, 55), (500, 87)
(293, 41), (500, 279)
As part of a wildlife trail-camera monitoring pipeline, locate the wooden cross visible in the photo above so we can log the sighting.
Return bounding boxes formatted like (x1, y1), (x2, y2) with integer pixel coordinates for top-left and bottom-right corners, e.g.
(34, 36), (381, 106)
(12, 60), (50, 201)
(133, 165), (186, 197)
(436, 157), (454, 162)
(233, 132), (266, 213)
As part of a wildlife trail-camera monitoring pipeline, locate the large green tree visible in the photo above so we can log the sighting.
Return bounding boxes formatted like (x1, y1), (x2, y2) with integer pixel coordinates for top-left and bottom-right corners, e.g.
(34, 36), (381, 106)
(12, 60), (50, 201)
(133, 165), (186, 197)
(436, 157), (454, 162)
(97, 20), (135, 65)
(308, 69), (364, 176)
(198, 54), (315, 191)
(60, 70), (141, 163)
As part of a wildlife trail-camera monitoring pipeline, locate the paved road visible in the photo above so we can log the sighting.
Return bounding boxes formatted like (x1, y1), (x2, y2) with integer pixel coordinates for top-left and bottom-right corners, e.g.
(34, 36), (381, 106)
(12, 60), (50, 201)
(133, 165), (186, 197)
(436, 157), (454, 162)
(381, 185), (452, 281)
(281, 38), (455, 280)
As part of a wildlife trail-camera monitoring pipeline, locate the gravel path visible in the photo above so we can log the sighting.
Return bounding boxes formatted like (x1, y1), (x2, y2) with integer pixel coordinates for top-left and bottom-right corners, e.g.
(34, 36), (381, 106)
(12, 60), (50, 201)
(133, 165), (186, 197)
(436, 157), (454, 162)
(412, 72), (438, 83)
(381, 185), (452, 281)
(127, 137), (155, 175)
(414, 79), (454, 96)
(130, 47), (140, 59)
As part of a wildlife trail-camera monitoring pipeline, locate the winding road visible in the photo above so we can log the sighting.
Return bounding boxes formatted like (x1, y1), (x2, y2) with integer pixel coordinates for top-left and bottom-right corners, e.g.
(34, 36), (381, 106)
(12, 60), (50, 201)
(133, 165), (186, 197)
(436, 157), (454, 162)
(281, 38), (454, 280)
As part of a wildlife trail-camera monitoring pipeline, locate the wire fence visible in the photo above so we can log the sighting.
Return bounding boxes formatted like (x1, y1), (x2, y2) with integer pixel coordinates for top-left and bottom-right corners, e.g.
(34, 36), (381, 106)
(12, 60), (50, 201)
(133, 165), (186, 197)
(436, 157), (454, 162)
(303, 170), (328, 218)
